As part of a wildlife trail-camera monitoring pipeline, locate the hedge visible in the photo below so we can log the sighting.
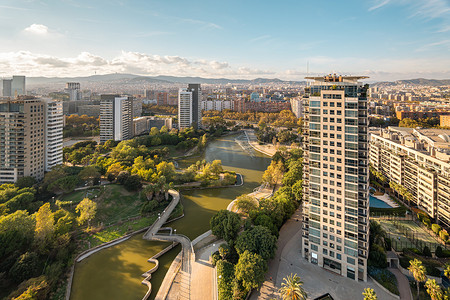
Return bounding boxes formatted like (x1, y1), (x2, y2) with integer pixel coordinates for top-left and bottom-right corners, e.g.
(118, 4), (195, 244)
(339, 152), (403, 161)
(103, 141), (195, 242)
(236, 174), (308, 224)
(368, 266), (399, 295)
(217, 260), (235, 300)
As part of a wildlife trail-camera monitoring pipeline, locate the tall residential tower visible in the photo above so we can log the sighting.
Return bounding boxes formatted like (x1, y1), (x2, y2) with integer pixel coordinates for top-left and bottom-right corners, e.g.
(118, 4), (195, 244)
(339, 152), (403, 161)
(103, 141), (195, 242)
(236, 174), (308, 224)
(100, 95), (134, 143)
(302, 75), (370, 281)
(178, 84), (202, 130)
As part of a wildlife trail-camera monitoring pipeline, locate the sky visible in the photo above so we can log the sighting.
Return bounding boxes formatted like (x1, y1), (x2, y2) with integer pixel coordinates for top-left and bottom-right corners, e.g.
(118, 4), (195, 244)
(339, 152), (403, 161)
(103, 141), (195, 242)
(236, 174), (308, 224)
(0, 0), (450, 81)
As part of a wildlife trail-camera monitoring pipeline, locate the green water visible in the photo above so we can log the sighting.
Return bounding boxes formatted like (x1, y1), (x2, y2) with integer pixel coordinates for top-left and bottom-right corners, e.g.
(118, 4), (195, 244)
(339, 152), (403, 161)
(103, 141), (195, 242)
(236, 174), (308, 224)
(70, 133), (271, 300)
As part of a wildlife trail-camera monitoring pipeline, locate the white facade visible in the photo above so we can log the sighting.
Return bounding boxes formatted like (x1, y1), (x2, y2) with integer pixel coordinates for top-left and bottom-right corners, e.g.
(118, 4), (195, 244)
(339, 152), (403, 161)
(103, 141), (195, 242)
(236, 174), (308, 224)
(45, 100), (63, 171)
(290, 97), (304, 118)
(201, 99), (234, 111)
(178, 89), (193, 130)
(100, 96), (134, 143)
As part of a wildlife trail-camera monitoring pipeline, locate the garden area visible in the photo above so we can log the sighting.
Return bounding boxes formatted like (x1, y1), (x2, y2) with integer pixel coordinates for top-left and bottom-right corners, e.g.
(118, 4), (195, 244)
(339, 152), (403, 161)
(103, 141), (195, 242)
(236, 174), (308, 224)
(210, 148), (303, 299)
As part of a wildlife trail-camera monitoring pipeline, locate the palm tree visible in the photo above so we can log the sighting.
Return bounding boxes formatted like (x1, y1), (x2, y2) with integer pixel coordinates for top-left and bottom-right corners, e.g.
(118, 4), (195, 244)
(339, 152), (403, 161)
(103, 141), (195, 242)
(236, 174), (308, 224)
(408, 259), (427, 300)
(143, 184), (155, 201)
(444, 264), (450, 278)
(278, 273), (307, 300)
(425, 279), (444, 300)
(362, 288), (377, 300)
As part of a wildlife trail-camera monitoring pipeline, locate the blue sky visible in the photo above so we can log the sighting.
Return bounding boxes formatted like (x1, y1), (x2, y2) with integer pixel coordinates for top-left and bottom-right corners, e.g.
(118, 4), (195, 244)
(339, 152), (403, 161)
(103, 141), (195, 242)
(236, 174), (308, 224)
(0, 0), (449, 81)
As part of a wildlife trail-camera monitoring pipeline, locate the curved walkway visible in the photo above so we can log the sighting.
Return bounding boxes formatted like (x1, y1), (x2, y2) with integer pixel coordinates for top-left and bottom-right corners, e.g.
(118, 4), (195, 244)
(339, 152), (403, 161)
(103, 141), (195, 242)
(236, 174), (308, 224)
(388, 268), (412, 300)
(142, 190), (194, 300)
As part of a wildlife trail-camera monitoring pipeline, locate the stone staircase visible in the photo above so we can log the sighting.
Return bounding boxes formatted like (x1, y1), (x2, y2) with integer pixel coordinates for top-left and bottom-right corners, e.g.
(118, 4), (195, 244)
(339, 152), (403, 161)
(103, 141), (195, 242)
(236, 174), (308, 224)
(178, 271), (191, 300)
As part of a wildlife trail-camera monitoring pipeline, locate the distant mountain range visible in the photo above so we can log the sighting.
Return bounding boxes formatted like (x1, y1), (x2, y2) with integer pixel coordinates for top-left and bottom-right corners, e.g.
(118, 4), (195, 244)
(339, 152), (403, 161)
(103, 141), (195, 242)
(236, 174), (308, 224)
(26, 74), (303, 86)
(25, 74), (450, 86)
(374, 78), (450, 87)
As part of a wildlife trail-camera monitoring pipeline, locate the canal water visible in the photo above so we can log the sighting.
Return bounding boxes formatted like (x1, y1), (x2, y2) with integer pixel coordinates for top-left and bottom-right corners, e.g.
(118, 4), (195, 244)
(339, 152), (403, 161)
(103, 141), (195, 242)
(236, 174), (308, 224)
(70, 133), (271, 300)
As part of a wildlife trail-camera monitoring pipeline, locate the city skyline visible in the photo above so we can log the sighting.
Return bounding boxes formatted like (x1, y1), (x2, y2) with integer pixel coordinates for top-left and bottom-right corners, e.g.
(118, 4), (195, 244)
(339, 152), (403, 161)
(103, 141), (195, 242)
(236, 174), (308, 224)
(0, 0), (449, 81)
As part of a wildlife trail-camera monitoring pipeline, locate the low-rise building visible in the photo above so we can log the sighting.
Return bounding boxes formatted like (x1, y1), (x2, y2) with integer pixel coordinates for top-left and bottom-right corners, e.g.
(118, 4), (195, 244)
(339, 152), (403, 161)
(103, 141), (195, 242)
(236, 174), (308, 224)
(369, 127), (450, 227)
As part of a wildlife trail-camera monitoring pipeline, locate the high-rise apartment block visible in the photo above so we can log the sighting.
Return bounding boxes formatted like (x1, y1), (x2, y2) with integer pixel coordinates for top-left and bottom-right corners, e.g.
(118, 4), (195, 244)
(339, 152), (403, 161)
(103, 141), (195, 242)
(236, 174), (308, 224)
(65, 82), (82, 101)
(178, 84), (202, 130)
(100, 95), (134, 143)
(0, 97), (63, 183)
(157, 92), (169, 106)
(2, 76), (26, 97)
(290, 97), (304, 118)
(302, 75), (370, 282)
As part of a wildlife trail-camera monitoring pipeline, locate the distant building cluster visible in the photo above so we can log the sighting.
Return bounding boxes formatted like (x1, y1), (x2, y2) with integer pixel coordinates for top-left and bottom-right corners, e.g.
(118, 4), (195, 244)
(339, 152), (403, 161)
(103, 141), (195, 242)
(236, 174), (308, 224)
(370, 127), (450, 227)
(2, 75), (26, 98)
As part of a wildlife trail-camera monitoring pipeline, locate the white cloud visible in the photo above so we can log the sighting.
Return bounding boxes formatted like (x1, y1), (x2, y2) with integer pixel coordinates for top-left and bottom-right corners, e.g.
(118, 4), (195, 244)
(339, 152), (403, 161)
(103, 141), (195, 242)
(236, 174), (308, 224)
(24, 24), (49, 35)
(249, 35), (271, 43)
(368, 0), (391, 11)
(0, 50), (449, 82)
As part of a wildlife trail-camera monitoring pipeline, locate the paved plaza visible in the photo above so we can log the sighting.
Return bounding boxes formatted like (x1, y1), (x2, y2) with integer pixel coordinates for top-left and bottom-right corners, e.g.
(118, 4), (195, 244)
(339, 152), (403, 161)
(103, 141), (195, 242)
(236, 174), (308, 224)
(251, 209), (398, 300)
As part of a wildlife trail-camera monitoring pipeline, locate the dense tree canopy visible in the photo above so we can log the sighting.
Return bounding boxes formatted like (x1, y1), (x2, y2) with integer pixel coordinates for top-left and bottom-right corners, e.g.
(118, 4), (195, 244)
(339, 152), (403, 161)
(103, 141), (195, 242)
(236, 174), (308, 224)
(235, 225), (277, 260)
(210, 210), (242, 245)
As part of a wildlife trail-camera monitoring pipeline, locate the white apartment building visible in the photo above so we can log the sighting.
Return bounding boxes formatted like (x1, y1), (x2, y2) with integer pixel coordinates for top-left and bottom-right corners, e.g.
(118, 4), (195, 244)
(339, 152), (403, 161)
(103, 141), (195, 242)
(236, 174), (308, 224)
(302, 74), (370, 282)
(201, 99), (234, 111)
(369, 127), (450, 227)
(178, 88), (193, 130)
(45, 100), (63, 171)
(290, 97), (304, 118)
(100, 95), (134, 143)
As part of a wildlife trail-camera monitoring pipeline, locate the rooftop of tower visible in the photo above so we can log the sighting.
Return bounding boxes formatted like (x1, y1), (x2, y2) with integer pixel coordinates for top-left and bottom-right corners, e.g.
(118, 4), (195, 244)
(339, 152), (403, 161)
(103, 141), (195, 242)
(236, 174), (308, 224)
(305, 74), (369, 83)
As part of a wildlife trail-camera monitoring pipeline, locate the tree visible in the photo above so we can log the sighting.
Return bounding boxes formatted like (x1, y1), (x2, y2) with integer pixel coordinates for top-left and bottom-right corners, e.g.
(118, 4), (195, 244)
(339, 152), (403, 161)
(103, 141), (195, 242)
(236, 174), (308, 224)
(78, 166), (101, 185)
(0, 210), (35, 271)
(234, 250), (267, 291)
(34, 203), (55, 248)
(156, 161), (176, 182)
(9, 252), (41, 283)
(425, 279), (444, 300)
(149, 127), (160, 136)
(445, 264), (450, 278)
(116, 171), (130, 185)
(362, 288), (377, 300)
(279, 273), (307, 300)
(210, 210), (241, 245)
(15, 176), (36, 189)
(124, 174), (142, 191)
(75, 198), (97, 227)
(262, 161), (284, 186)
(408, 258), (427, 300)
(235, 195), (258, 216)
(235, 225), (277, 260)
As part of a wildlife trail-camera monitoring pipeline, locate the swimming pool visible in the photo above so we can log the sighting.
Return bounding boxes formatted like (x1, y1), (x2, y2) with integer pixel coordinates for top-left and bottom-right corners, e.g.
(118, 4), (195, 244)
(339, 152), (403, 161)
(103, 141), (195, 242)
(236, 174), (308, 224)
(369, 195), (393, 208)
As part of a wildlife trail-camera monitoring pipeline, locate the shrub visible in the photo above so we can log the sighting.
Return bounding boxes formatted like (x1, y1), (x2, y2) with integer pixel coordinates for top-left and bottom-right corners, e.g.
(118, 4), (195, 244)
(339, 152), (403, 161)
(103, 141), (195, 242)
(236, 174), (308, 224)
(368, 266), (399, 295)
(440, 230), (449, 243)
(435, 246), (450, 258)
(436, 246), (443, 258)
(432, 224), (441, 235)
(211, 251), (221, 266)
(422, 246), (432, 257)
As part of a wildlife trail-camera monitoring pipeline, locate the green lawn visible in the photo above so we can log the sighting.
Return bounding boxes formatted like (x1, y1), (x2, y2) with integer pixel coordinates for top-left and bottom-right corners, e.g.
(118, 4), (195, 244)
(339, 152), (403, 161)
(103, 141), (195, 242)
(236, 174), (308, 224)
(60, 184), (143, 226)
